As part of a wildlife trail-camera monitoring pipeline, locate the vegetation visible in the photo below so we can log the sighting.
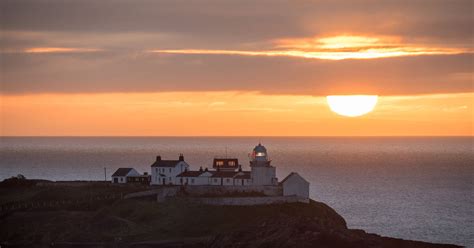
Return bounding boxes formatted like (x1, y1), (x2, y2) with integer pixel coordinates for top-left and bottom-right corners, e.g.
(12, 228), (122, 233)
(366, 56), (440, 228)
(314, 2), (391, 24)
(0, 180), (461, 248)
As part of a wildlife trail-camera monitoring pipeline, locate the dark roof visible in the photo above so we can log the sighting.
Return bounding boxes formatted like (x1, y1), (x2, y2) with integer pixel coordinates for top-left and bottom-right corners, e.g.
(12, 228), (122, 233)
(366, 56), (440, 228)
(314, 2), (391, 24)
(211, 171), (239, 178)
(151, 160), (181, 167)
(176, 171), (206, 177)
(112, 168), (134, 177)
(280, 172), (308, 185)
(234, 171), (251, 179)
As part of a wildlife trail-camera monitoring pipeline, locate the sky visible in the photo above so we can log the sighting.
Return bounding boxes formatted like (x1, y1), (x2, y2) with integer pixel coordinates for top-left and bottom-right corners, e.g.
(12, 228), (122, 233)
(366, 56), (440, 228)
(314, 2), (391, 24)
(1, 0), (473, 136)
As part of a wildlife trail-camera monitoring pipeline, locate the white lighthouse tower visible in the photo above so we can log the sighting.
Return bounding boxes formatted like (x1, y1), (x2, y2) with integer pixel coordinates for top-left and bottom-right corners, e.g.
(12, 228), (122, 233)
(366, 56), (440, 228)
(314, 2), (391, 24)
(250, 143), (278, 185)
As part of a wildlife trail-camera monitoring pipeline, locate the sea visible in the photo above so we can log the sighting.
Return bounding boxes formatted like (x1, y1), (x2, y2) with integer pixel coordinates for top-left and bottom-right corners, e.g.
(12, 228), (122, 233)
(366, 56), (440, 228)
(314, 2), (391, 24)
(0, 137), (472, 247)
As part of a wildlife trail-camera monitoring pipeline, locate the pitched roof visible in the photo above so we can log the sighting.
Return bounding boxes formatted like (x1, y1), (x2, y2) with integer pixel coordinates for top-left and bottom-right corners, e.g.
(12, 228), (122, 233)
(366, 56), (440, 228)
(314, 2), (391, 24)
(211, 171), (239, 178)
(151, 160), (182, 167)
(234, 171), (251, 179)
(111, 168), (134, 177)
(280, 172), (309, 185)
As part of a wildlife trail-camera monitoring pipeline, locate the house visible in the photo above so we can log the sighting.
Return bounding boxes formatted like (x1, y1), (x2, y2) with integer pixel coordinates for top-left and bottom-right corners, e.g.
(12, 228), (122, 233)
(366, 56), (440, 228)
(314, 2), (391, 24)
(147, 144), (309, 202)
(211, 171), (238, 185)
(126, 172), (151, 185)
(233, 171), (252, 186)
(162, 144), (280, 186)
(176, 167), (213, 185)
(280, 172), (310, 199)
(150, 154), (189, 185)
(111, 168), (140, 184)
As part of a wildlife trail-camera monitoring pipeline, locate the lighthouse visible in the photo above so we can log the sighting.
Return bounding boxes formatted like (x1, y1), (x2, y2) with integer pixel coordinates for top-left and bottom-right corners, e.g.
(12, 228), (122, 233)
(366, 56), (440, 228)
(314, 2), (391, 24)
(250, 143), (278, 185)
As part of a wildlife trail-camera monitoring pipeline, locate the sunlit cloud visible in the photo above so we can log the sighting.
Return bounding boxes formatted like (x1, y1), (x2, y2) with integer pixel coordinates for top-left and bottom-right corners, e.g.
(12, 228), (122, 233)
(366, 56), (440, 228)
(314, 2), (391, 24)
(150, 35), (468, 60)
(22, 47), (101, 53)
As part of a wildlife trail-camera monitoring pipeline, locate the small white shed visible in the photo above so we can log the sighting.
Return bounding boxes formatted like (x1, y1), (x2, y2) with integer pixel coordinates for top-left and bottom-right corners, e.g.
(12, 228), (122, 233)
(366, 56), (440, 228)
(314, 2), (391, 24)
(111, 168), (140, 184)
(280, 172), (310, 199)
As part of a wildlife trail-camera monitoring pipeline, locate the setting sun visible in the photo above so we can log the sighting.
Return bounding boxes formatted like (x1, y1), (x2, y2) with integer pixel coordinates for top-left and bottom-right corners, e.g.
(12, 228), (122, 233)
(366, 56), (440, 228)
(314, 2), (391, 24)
(326, 95), (378, 117)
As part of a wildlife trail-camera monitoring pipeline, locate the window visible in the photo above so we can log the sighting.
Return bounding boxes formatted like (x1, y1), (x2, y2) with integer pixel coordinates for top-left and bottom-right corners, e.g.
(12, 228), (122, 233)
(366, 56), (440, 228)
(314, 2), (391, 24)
(191, 179), (195, 184)
(216, 161), (224, 166)
(169, 168), (172, 173)
(213, 179), (217, 183)
(229, 161), (235, 166)
(226, 178), (230, 183)
(180, 178), (183, 184)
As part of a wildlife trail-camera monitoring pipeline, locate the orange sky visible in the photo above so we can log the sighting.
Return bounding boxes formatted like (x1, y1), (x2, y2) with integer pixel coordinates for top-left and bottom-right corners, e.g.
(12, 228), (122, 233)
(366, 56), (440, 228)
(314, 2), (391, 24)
(1, 1), (472, 136)
(1, 92), (472, 136)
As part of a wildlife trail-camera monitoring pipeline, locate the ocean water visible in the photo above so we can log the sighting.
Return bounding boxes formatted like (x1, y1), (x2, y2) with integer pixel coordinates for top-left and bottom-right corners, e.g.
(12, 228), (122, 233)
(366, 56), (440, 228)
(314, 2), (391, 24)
(0, 137), (472, 247)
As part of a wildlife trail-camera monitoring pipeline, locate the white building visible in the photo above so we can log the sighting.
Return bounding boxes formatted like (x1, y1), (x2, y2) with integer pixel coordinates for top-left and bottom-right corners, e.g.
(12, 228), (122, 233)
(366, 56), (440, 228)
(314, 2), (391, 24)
(176, 168), (214, 185)
(111, 168), (140, 184)
(249, 143), (278, 186)
(148, 144), (309, 201)
(280, 172), (310, 199)
(150, 154), (189, 185)
(170, 143), (277, 186)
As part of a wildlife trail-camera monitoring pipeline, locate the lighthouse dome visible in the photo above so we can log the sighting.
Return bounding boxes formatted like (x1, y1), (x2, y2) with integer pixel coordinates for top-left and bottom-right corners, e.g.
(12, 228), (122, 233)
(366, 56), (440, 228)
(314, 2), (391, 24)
(252, 143), (268, 162)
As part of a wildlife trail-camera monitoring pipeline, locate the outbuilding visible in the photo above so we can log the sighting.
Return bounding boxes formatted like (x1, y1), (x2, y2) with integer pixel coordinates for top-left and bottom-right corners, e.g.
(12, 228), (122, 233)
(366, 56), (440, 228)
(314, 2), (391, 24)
(111, 168), (140, 184)
(280, 172), (310, 199)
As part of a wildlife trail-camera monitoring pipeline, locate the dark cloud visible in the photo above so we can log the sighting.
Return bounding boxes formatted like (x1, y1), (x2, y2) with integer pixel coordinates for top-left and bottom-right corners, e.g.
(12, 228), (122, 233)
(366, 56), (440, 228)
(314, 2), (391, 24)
(1, 0), (472, 46)
(1, 52), (472, 95)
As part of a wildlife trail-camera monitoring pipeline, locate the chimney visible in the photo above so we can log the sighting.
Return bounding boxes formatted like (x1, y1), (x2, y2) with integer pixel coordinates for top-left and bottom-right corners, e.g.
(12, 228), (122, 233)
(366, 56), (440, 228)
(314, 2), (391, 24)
(199, 166), (203, 172)
(179, 153), (184, 161)
(205, 167), (208, 172)
(156, 155), (161, 161)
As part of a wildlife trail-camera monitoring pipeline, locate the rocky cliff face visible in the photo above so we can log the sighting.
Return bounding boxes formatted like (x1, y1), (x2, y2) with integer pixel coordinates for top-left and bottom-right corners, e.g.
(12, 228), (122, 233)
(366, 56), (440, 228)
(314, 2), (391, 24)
(209, 200), (460, 248)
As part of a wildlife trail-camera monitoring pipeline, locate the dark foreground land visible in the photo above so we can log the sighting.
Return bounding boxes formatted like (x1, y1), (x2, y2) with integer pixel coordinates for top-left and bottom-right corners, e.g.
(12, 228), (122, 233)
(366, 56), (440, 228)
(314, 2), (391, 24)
(0, 179), (461, 248)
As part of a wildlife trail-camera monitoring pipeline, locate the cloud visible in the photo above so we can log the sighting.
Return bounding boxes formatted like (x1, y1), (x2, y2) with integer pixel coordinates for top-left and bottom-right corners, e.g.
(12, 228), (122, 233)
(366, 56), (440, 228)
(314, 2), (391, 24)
(1, 0), (472, 47)
(149, 34), (467, 60)
(1, 52), (472, 95)
(0, 0), (472, 96)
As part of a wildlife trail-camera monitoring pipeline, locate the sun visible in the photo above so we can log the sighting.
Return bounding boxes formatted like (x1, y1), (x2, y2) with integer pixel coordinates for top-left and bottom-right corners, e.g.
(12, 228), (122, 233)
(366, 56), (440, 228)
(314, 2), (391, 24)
(326, 95), (378, 117)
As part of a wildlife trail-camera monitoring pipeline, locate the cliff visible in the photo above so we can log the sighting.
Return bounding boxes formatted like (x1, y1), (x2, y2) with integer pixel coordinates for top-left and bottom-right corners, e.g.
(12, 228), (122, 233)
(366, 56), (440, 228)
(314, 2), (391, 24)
(0, 180), (462, 248)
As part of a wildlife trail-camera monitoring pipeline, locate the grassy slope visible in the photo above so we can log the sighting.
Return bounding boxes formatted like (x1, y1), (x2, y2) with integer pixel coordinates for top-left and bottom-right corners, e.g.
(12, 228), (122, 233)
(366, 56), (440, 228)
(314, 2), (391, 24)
(0, 183), (461, 248)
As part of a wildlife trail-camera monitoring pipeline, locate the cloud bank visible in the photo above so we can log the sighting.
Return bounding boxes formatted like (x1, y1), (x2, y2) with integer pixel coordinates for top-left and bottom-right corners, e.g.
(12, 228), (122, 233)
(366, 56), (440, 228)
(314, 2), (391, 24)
(1, 0), (472, 95)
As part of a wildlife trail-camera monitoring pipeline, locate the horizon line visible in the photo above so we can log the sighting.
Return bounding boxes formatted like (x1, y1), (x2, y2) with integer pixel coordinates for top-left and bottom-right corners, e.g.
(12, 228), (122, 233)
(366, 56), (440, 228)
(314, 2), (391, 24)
(1, 135), (472, 138)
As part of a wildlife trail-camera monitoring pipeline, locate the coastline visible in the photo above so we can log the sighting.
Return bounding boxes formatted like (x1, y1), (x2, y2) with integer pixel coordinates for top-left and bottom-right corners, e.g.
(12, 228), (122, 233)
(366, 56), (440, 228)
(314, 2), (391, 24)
(0, 180), (462, 248)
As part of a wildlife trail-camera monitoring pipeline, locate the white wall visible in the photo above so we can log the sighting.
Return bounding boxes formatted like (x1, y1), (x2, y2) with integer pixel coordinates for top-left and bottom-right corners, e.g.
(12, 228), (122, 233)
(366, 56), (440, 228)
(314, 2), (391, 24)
(151, 161), (189, 185)
(222, 178), (234, 186)
(189, 196), (309, 205)
(251, 166), (276, 185)
(282, 173), (310, 199)
(210, 177), (221, 185)
(112, 176), (127, 184)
